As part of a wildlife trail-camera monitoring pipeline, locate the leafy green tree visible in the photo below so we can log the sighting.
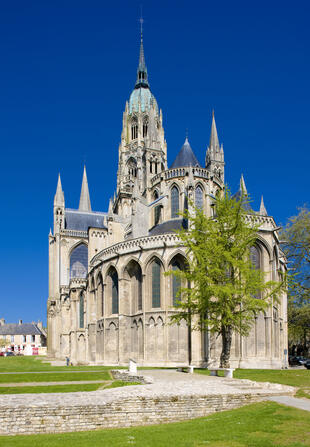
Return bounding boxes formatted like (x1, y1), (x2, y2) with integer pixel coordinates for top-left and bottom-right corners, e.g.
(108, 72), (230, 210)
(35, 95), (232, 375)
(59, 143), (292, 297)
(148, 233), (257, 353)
(282, 206), (310, 306)
(169, 189), (284, 368)
(282, 207), (310, 355)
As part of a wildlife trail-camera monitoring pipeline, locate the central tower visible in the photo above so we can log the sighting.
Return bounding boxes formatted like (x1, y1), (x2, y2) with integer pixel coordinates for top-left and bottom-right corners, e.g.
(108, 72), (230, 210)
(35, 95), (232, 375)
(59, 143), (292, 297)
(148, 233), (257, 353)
(115, 27), (167, 217)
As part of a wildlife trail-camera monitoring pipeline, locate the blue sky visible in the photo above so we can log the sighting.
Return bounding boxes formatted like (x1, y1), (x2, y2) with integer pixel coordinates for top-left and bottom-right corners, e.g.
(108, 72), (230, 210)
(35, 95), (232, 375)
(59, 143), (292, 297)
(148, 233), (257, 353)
(0, 0), (309, 325)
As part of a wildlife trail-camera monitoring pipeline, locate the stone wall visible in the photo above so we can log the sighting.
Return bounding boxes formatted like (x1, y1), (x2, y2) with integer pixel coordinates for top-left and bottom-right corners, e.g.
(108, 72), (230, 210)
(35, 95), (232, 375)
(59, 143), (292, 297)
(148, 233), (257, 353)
(0, 392), (276, 436)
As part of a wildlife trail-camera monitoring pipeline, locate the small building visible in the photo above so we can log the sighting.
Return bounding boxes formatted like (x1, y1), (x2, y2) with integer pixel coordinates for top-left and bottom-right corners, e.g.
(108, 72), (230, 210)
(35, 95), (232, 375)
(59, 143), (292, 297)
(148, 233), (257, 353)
(0, 319), (47, 355)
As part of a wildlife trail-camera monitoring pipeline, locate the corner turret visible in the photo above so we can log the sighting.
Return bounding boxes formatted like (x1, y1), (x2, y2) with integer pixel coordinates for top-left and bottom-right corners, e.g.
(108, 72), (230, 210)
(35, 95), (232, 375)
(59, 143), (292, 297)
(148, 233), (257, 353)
(206, 111), (225, 182)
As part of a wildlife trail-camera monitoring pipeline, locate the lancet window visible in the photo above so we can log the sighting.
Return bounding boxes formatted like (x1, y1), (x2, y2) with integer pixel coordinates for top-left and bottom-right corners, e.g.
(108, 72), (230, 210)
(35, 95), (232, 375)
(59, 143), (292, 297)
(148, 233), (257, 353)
(171, 186), (179, 218)
(79, 292), (84, 328)
(131, 118), (138, 140)
(152, 259), (161, 308)
(70, 244), (88, 279)
(195, 185), (203, 209)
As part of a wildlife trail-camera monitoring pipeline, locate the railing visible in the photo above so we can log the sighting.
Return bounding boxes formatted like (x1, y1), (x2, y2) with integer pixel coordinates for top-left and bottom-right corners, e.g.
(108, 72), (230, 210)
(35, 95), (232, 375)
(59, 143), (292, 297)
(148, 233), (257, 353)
(61, 229), (88, 238)
(150, 167), (210, 185)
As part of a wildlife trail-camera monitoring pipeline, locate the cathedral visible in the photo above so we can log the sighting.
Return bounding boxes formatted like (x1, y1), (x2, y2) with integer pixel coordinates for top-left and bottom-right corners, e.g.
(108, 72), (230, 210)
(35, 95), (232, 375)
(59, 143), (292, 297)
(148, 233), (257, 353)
(47, 30), (288, 368)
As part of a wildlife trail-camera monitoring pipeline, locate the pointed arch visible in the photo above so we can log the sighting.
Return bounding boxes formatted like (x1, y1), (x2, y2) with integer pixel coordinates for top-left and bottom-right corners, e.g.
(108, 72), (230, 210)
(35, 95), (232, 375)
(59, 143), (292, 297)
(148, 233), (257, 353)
(169, 253), (187, 306)
(151, 258), (161, 308)
(131, 116), (138, 140)
(171, 185), (180, 218)
(125, 260), (143, 312)
(107, 266), (119, 315)
(143, 116), (148, 137)
(195, 184), (204, 209)
(70, 243), (88, 279)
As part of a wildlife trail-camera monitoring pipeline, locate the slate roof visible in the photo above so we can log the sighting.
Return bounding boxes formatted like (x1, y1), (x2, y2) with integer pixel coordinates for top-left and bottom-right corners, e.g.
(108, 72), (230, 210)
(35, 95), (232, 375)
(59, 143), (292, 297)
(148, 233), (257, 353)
(232, 190), (253, 212)
(149, 219), (187, 236)
(0, 323), (44, 336)
(170, 138), (201, 169)
(65, 209), (107, 231)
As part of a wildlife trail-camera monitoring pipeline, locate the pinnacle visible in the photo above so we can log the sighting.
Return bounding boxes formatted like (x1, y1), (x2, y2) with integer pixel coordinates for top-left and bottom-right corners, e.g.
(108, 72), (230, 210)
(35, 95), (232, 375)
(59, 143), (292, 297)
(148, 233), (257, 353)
(78, 166), (92, 212)
(54, 173), (64, 206)
(240, 174), (247, 195)
(259, 195), (268, 216)
(209, 111), (220, 151)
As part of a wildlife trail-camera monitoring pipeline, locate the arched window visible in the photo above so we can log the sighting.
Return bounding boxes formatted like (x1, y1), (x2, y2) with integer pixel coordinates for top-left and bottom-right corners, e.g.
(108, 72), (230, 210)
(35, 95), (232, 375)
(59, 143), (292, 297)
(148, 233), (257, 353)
(126, 261), (143, 312)
(250, 245), (261, 271)
(152, 259), (161, 308)
(97, 274), (104, 317)
(79, 292), (84, 328)
(127, 158), (137, 178)
(171, 259), (181, 306)
(195, 185), (203, 209)
(70, 244), (88, 279)
(250, 245), (261, 298)
(107, 268), (119, 314)
(154, 206), (161, 225)
(131, 118), (138, 140)
(111, 270), (119, 314)
(171, 186), (179, 218)
(143, 118), (148, 137)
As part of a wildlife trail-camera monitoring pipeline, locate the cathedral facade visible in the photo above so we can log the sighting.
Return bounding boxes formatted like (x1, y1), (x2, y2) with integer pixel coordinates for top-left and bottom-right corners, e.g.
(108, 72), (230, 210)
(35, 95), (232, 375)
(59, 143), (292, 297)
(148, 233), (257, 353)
(47, 33), (288, 368)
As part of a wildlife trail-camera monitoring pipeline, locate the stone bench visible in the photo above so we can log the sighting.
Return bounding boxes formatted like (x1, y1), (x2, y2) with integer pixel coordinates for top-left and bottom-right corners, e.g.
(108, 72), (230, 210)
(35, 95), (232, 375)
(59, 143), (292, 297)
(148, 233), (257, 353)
(177, 365), (194, 374)
(209, 368), (235, 378)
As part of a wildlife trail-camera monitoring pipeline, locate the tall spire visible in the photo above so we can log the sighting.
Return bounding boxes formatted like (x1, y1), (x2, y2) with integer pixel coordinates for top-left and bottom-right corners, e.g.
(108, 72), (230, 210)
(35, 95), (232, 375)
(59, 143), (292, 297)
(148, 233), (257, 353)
(259, 195), (268, 216)
(240, 174), (247, 195)
(209, 110), (220, 151)
(135, 16), (149, 88)
(54, 173), (64, 206)
(79, 166), (92, 212)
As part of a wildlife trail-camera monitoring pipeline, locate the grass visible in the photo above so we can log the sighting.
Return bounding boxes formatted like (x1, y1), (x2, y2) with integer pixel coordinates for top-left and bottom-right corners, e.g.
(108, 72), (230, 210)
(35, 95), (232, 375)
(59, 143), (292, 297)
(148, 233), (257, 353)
(196, 368), (310, 398)
(0, 371), (111, 383)
(0, 402), (309, 446)
(0, 356), (115, 372)
(0, 380), (140, 394)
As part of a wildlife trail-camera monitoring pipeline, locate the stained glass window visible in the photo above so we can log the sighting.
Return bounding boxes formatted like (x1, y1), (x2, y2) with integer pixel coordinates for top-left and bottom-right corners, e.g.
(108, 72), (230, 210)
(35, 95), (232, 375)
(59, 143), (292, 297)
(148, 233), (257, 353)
(195, 185), (203, 209)
(152, 259), (161, 308)
(171, 186), (179, 218)
(70, 244), (88, 279)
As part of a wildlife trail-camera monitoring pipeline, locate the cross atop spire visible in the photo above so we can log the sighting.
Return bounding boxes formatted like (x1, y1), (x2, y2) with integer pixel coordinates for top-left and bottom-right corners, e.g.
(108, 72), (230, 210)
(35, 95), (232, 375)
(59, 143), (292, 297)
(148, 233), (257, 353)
(135, 14), (149, 89)
(79, 166), (92, 212)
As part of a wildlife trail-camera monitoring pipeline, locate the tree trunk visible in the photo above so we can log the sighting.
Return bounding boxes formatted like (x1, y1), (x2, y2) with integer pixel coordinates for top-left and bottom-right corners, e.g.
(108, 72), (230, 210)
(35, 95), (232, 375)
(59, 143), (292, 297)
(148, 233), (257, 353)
(220, 325), (232, 368)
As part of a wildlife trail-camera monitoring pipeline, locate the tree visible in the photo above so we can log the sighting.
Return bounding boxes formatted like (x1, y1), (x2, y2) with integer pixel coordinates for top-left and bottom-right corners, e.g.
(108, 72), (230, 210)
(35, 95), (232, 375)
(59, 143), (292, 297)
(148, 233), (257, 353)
(281, 206), (310, 306)
(281, 207), (310, 355)
(169, 189), (284, 368)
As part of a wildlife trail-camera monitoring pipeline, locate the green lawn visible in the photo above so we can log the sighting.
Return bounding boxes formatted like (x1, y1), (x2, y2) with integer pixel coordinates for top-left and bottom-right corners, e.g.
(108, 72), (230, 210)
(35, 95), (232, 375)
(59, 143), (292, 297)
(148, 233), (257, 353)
(0, 380), (140, 394)
(195, 368), (310, 399)
(0, 402), (309, 446)
(0, 356), (114, 372)
(0, 371), (111, 383)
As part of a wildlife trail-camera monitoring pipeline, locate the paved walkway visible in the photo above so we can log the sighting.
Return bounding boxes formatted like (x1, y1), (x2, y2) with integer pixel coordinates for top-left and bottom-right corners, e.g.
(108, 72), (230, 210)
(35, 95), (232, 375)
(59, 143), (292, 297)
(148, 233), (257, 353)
(267, 395), (310, 412)
(0, 369), (295, 408)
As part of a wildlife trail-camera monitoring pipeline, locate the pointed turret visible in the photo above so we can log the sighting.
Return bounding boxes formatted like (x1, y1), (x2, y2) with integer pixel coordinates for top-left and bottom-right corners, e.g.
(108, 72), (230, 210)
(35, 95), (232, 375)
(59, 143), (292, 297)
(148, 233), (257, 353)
(54, 173), (64, 206)
(78, 166), (92, 212)
(171, 137), (200, 168)
(209, 111), (220, 152)
(240, 174), (247, 195)
(135, 18), (149, 89)
(206, 111), (225, 181)
(259, 195), (268, 216)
